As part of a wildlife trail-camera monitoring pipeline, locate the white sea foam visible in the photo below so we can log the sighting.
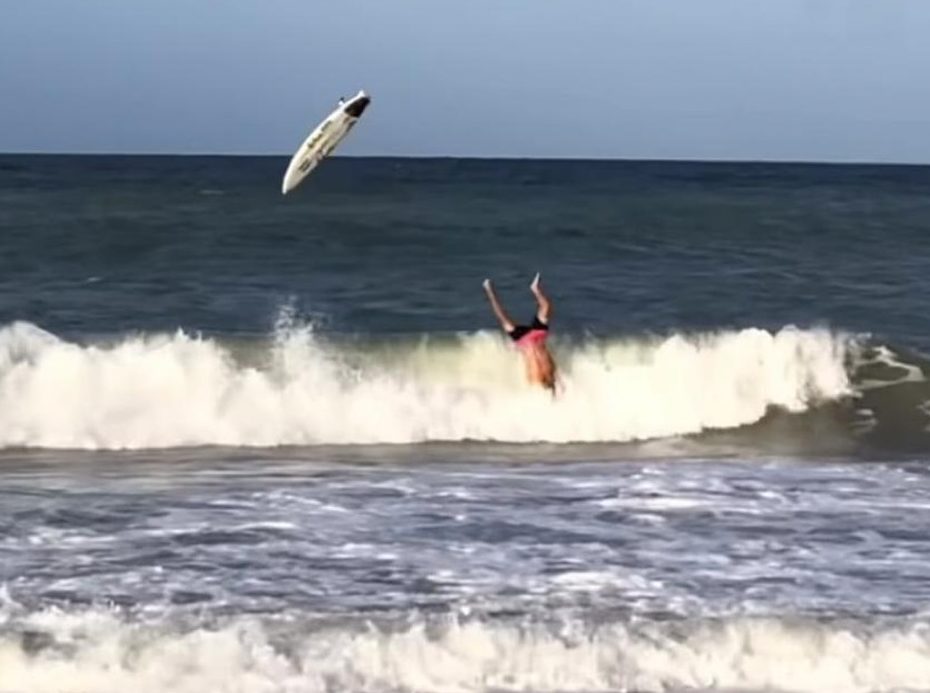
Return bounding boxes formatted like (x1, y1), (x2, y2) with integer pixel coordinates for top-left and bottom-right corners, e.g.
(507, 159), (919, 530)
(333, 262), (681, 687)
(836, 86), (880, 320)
(0, 320), (851, 449)
(1, 607), (929, 693)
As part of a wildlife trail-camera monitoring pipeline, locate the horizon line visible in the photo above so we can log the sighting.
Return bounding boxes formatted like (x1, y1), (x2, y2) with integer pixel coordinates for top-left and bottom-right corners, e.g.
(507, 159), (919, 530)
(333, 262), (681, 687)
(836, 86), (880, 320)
(2, 151), (930, 168)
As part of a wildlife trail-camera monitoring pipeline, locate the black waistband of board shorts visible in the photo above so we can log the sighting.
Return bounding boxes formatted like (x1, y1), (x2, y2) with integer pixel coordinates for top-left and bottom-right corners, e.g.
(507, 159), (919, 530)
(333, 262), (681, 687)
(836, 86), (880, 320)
(508, 316), (549, 342)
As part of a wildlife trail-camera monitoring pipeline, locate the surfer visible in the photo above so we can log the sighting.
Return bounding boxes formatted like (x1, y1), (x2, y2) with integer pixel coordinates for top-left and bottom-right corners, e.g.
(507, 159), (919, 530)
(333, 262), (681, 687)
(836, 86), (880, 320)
(483, 273), (558, 392)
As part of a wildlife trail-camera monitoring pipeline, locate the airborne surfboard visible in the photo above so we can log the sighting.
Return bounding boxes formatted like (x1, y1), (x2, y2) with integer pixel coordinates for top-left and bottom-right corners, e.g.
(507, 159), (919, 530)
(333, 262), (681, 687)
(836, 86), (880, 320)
(281, 90), (371, 194)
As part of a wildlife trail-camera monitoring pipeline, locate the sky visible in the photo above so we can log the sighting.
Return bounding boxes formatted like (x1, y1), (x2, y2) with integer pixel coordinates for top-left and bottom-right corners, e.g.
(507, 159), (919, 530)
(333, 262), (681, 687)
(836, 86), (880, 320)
(2, 0), (930, 162)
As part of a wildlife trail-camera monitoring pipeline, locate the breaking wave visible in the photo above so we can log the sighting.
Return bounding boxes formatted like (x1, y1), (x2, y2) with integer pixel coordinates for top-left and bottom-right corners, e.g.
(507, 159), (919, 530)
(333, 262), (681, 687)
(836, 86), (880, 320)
(0, 318), (855, 450)
(2, 604), (930, 693)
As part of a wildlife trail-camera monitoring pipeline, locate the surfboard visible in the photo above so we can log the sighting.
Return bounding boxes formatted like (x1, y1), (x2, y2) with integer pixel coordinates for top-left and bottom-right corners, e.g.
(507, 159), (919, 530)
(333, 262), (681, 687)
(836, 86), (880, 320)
(281, 90), (371, 194)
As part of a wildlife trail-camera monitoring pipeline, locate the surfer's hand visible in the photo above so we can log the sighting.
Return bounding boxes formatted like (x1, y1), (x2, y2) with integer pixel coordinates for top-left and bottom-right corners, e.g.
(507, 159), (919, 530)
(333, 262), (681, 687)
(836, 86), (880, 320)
(482, 278), (493, 292)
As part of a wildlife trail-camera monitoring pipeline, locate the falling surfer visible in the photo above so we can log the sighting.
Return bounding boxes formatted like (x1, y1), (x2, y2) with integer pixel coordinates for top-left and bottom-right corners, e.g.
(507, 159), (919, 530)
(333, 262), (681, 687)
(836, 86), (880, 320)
(483, 273), (558, 394)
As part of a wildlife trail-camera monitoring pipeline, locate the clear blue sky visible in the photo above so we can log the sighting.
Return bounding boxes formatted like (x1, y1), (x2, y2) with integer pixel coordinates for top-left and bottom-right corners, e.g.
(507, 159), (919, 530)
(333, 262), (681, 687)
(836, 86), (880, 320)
(3, 0), (929, 162)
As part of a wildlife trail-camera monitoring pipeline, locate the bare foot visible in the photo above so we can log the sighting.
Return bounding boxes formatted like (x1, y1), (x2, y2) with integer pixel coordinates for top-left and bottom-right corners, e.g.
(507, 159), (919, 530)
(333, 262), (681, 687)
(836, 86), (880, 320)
(530, 272), (541, 293)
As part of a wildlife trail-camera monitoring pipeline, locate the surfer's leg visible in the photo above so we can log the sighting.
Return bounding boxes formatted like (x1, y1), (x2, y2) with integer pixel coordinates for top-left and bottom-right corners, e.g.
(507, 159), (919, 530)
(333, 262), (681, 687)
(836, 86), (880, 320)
(530, 273), (552, 324)
(483, 279), (516, 333)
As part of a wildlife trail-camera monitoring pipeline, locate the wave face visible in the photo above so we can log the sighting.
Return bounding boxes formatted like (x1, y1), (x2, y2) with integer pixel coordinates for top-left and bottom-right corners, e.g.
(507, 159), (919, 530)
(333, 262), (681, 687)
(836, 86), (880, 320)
(0, 320), (851, 450)
(3, 606), (930, 693)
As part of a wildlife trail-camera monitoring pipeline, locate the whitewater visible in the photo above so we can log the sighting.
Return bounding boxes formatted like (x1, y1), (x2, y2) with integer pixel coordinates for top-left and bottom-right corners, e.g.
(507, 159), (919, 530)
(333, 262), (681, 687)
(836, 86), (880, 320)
(4, 453), (930, 693)
(5, 607), (930, 693)
(0, 320), (851, 450)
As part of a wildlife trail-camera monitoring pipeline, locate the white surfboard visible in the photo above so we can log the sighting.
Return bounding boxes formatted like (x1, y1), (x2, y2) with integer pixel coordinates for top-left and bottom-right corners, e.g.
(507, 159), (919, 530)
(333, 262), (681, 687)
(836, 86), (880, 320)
(281, 90), (371, 194)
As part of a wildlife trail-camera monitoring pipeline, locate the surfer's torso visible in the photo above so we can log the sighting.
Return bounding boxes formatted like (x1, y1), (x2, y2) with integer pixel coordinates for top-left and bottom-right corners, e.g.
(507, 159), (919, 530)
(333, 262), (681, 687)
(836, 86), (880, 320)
(510, 318), (556, 391)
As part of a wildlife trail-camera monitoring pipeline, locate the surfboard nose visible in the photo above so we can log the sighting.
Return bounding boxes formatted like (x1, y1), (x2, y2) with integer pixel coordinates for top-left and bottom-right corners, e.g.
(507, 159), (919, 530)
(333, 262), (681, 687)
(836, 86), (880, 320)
(344, 95), (370, 118)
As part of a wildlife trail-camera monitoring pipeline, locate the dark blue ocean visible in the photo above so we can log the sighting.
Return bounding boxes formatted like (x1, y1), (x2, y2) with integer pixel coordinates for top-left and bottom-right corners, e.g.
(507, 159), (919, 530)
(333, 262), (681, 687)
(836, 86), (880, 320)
(4, 156), (930, 343)
(2, 155), (930, 692)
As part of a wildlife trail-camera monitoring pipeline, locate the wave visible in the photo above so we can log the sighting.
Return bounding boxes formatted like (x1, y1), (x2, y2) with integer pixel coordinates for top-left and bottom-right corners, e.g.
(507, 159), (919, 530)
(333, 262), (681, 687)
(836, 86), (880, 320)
(0, 319), (856, 451)
(2, 604), (930, 692)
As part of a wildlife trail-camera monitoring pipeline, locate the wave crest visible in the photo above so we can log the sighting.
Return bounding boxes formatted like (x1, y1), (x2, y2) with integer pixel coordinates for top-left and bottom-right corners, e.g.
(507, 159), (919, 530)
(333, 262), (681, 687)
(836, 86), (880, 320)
(0, 321), (851, 450)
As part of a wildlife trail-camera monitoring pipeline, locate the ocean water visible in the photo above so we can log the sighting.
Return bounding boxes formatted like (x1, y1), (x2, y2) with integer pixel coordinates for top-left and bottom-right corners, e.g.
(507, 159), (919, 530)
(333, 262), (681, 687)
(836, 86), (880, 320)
(2, 155), (930, 692)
